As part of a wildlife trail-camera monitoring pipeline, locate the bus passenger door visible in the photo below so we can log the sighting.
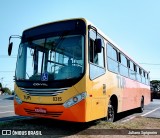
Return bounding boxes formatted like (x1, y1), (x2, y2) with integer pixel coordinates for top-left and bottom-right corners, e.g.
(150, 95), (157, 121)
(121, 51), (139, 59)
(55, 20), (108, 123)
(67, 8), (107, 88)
(88, 27), (107, 120)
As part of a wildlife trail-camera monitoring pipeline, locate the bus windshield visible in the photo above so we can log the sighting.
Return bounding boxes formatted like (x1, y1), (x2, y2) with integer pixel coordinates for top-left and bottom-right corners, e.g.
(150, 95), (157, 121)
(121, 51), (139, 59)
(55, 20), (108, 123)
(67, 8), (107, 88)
(16, 34), (84, 81)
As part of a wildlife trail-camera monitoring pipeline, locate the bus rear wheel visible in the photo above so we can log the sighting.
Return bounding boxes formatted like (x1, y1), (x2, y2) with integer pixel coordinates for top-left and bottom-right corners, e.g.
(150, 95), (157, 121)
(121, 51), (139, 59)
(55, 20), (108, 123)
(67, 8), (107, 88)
(138, 97), (144, 113)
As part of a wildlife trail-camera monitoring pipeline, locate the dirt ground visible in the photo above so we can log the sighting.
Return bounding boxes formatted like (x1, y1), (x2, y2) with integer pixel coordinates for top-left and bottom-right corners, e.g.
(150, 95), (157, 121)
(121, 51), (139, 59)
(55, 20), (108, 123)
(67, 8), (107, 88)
(0, 116), (160, 137)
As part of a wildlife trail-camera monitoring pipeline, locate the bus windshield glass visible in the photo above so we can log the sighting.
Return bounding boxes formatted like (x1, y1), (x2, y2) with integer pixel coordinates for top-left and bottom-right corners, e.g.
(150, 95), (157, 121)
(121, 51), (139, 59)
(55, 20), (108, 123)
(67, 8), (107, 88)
(16, 34), (84, 81)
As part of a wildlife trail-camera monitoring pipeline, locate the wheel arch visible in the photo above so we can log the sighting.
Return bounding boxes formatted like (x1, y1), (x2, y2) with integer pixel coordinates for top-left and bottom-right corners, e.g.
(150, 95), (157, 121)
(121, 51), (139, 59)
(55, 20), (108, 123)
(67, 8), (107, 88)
(109, 94), (118, 113)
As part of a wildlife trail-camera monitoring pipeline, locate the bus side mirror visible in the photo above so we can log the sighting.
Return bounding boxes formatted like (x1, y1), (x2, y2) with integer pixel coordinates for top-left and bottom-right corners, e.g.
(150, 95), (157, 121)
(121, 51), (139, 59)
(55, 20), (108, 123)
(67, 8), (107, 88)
(8, 35), (21, 56)
(95, 39), (102, 53)
(8, 42), (13, 56)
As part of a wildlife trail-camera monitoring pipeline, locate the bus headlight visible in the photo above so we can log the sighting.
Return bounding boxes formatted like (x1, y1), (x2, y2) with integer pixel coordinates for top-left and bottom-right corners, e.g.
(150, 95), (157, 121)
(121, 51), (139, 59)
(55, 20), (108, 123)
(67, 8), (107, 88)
(14, 94), (22, 104)
(63, 92), (87, 108)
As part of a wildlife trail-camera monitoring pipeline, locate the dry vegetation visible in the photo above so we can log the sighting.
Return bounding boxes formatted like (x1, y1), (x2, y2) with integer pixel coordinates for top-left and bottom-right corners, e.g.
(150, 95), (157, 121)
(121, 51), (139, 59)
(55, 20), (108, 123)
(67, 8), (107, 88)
(0, 116), (160, 137)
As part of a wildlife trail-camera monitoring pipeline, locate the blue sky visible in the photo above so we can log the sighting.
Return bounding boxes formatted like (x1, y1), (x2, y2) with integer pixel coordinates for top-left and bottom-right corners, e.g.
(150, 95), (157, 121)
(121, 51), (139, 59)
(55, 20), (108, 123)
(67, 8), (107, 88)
(0, 0), (160, 90)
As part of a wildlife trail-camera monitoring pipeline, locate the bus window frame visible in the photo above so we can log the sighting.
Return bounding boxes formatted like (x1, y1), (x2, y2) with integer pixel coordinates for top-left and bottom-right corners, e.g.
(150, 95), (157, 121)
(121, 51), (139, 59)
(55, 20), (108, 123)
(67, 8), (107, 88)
(88, 27), (106, 80)
(89, 29), (105, 68)
(106, 43), (119, 74)
(119, 52), (129, 78)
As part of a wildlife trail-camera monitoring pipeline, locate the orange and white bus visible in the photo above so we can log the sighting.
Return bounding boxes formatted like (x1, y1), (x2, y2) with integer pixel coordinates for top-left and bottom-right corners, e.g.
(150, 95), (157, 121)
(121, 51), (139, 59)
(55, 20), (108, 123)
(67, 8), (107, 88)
(8, 18), (150, 122)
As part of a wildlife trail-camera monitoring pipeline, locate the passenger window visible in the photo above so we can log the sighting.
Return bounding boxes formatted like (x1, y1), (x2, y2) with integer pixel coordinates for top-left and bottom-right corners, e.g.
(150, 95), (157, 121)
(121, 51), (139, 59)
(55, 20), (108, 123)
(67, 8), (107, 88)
(137, 67), (142, 82)
(120, 54), (128, 67)
(141, 70), (146, 84)
(119, 53), (128, 77)
(129, 61), (136, 80)
(146, 73), (150, 85)
(98, 47), (105, 67)
(89, 38), (105, 68)
(107, 44), (117, 61)
(107, 44), (118, 73)
(143, 71), (146, 78)
(89, 29), (105, 80)
(134, 64), (137, 72)
(130, 62), (134, 71)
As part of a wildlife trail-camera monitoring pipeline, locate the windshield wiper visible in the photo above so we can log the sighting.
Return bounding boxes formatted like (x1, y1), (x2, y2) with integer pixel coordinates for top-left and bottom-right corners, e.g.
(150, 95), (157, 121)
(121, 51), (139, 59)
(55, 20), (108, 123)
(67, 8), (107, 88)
(40, 31), (70, 79)
(52, 30), (70, 51)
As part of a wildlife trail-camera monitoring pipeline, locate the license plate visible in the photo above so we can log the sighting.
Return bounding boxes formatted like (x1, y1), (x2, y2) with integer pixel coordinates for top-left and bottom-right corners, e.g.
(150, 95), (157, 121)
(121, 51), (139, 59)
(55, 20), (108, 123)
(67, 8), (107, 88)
(35, 108), (47, 113)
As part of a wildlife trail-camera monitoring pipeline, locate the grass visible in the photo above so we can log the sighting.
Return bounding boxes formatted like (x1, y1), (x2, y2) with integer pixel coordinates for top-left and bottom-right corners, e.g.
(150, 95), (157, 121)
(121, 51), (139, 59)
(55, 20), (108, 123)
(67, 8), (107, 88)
(1, 116), (160, 129)
(94, 116), (160, 129)
(0, 116), (160, 136)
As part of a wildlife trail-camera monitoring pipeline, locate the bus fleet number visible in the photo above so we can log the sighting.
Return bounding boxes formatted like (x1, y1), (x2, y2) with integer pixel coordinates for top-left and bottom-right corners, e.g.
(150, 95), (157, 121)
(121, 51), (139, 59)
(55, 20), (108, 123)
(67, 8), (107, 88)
(53, 97), (62, 101)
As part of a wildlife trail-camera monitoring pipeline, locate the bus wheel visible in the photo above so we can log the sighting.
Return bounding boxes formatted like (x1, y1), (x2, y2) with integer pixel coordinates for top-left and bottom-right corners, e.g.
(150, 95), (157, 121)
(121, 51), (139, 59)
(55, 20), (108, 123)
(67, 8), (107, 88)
(138, 97), (144, 113)
(106, 102), (115, 122)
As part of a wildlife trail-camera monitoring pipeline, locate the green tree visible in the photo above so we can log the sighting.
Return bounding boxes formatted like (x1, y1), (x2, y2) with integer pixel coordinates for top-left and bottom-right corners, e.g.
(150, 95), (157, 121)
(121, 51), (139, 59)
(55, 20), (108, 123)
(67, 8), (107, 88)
(0, 82), (12, 95)
(151, 80), (160, 84)
(2, 87), (12, 95)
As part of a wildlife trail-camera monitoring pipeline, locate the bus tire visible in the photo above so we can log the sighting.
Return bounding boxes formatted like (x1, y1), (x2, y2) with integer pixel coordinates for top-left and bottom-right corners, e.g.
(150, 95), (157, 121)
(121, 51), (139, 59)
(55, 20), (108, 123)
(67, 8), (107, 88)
(106, 101), (115, 122)
(138, 97), (144, 113)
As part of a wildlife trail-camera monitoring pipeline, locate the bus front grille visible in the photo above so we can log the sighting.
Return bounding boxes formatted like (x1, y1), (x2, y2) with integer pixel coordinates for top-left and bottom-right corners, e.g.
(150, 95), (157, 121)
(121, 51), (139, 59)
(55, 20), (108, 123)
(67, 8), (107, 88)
(24, 108), (63, 118)
(20, 87), (69, 96)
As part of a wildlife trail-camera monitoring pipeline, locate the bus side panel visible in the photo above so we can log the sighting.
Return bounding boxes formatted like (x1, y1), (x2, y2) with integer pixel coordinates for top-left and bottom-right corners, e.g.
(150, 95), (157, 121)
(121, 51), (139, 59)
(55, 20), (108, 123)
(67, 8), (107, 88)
(121, 77), (150, 112)
(87, 75), (111, 121)
(105, 72), (150, 113)
(106, 73), (123, 114)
